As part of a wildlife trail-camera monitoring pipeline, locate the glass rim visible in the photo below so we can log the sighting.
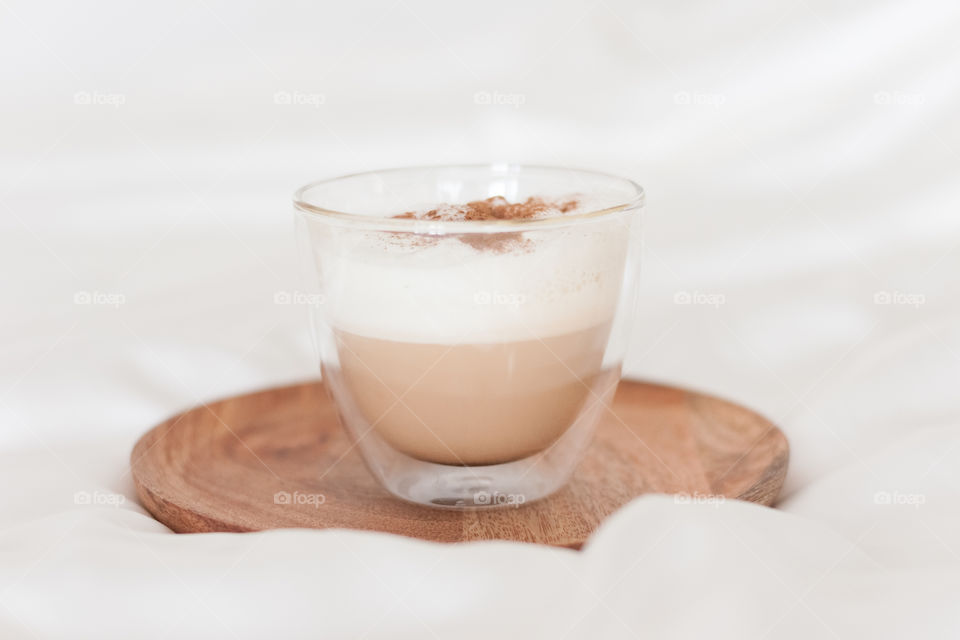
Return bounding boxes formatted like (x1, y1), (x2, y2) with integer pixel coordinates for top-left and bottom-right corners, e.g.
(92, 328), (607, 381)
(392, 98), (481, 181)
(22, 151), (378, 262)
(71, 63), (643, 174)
(293, 163), (644, 232)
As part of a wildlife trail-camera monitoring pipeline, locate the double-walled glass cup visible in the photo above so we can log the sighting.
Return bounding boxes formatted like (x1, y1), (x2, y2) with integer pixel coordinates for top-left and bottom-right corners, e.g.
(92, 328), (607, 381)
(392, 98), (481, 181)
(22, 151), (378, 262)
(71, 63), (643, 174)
(295, 165), (643, 508)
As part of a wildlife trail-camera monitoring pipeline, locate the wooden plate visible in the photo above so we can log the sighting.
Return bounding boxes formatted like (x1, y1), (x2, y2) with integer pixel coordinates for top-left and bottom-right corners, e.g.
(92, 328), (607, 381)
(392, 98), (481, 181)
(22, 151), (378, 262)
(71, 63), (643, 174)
(131, 380), (788, 548)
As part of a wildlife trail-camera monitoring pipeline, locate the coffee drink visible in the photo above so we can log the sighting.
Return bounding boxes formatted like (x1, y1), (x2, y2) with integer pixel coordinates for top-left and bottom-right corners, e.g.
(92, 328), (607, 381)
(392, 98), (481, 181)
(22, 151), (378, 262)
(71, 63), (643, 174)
(313, 194), (630, 468)
(334, 323), (613, 465)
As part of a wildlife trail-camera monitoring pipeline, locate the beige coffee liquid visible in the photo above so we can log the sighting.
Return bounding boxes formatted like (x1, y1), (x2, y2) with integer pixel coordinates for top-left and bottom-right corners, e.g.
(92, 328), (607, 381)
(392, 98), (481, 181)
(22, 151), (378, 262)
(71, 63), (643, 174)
(334, 324), (612, 466)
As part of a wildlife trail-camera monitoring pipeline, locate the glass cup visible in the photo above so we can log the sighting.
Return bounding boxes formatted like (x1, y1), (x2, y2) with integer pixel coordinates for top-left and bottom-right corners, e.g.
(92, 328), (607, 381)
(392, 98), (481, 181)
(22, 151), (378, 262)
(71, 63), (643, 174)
(294, 165), (643, 508)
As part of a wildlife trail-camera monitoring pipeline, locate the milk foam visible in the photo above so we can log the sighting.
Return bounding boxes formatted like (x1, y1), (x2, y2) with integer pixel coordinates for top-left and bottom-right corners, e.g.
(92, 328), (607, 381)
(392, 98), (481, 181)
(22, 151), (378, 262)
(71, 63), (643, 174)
(308, 199), (632, 345)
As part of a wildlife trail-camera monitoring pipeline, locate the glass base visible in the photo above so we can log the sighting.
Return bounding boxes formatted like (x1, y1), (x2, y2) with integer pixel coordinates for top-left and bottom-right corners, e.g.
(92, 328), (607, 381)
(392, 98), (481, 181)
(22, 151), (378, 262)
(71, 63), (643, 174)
(375, 453), (570, 509)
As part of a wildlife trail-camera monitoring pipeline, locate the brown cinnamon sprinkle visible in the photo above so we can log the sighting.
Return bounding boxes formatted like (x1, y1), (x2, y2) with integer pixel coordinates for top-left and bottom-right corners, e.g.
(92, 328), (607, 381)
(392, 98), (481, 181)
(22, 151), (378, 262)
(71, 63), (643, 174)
(395, 196), (579, 222)
(393, 195), (579, 252)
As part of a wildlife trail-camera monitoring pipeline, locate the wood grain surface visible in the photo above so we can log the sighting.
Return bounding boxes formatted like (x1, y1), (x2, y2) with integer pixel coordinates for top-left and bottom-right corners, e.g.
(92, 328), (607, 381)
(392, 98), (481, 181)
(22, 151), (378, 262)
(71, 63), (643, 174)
(131, 380), (788, 548)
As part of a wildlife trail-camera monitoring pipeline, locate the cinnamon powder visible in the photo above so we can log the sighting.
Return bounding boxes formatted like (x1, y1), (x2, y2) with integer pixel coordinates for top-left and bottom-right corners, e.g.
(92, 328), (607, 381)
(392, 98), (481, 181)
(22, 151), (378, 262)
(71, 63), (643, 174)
(393, 195), (579, 252)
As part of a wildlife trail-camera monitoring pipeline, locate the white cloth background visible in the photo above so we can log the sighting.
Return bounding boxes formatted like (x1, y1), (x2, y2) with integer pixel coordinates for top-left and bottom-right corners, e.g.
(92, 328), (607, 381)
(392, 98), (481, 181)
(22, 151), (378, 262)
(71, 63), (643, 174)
(2, 0), (959, 637)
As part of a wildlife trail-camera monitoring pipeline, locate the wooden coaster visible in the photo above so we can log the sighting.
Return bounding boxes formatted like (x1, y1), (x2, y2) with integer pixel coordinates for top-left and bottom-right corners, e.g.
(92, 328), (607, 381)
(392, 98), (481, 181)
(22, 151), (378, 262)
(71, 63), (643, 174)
(131, 380), (788, 548)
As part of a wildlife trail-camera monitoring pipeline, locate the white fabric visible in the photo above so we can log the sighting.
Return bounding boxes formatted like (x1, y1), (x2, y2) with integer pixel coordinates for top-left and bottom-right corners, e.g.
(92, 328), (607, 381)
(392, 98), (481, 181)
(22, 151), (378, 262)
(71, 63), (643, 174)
(2, 0), (960, 637)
